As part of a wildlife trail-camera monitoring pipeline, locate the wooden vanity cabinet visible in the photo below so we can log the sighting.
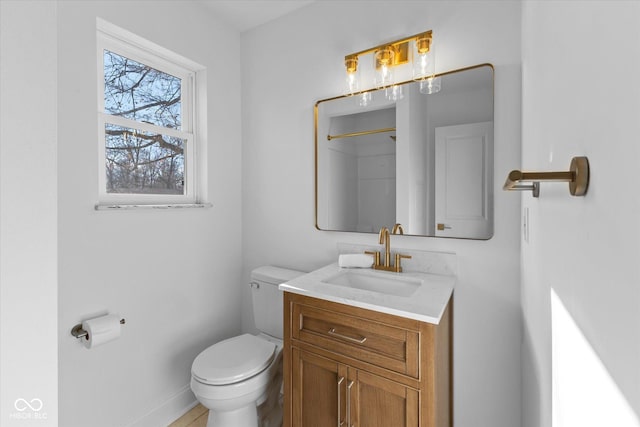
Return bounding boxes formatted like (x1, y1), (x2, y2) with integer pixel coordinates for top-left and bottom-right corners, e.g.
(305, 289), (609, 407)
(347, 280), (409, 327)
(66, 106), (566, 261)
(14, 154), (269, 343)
(283, 292), (452, 427)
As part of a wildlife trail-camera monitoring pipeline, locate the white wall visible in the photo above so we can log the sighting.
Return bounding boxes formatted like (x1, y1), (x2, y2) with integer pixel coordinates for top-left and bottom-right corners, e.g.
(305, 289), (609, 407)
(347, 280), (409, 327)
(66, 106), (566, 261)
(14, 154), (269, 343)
(56, 2), (243, 426)
(521, 2), (640, 426)
(241, 2), (523, 426)
(0, 2), (59, 425)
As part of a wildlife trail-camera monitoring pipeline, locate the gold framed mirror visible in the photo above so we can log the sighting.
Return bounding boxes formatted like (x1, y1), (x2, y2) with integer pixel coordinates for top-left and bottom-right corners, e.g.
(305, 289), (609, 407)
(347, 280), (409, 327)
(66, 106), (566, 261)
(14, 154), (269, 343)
(315, 64), (494, 239)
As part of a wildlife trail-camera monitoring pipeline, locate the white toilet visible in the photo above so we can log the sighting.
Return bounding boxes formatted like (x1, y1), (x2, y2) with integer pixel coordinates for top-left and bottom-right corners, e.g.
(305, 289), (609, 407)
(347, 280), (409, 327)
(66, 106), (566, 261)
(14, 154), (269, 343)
(190, 266), (304, 427)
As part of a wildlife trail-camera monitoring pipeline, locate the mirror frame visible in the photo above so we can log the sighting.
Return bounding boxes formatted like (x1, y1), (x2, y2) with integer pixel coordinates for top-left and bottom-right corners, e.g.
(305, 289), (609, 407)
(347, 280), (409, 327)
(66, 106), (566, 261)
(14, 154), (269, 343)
(314, 63), (495, 239)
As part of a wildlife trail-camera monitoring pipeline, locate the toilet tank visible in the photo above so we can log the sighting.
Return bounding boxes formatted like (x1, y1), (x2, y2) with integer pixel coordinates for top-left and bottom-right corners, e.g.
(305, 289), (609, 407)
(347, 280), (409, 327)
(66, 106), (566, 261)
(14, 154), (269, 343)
(251, 266), (305, 339)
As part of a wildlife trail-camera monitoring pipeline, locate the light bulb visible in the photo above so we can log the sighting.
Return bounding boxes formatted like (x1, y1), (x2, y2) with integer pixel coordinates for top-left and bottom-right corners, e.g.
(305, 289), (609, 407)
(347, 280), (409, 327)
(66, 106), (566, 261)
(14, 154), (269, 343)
(374, 47), (395, 89)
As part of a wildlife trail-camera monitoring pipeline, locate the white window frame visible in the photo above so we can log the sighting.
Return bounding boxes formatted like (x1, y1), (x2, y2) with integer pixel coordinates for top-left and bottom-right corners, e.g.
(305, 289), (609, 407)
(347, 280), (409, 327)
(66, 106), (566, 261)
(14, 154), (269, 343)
(96, 19), (204, 206)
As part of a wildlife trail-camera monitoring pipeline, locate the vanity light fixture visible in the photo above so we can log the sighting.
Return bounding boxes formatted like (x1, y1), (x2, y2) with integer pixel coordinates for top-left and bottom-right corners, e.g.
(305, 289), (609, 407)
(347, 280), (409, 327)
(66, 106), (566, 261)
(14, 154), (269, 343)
(344, 30), (440, 99)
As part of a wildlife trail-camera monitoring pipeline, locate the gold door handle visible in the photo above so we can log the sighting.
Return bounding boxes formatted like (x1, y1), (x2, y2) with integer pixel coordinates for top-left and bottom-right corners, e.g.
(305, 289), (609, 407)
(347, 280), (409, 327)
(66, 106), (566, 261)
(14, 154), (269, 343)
(337, 376), (345, 427)
(437, 223), (452, 231)
(347, 380), (355, 427)
(328, 328), (367, 344)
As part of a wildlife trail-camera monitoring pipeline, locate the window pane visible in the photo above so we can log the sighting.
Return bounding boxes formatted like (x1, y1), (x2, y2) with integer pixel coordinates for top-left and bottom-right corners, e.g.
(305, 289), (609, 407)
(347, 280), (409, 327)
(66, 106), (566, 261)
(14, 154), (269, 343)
(103, 50), (182, 129)
(105, 123), (185, 195)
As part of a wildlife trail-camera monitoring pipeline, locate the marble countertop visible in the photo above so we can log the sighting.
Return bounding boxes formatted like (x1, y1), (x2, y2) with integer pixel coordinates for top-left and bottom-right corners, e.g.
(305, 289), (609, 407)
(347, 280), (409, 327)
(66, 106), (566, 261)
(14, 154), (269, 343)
(279, 262), (454, 325)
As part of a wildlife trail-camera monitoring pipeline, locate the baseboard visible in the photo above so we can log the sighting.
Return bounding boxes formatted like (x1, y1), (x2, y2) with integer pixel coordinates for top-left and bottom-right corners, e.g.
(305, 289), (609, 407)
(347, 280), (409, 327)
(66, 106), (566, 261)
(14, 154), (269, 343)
(125, 384), (198, 427)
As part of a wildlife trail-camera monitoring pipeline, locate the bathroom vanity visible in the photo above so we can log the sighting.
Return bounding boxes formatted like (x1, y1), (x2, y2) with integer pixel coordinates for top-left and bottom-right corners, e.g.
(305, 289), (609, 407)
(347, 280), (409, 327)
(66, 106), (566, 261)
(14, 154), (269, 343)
(280, 262), (453, 427)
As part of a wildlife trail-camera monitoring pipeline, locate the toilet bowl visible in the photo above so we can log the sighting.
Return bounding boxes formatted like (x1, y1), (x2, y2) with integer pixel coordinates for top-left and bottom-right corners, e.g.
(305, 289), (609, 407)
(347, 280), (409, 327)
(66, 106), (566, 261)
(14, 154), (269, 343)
(191, 333), (283, 427)
(190, 266), (304, 427)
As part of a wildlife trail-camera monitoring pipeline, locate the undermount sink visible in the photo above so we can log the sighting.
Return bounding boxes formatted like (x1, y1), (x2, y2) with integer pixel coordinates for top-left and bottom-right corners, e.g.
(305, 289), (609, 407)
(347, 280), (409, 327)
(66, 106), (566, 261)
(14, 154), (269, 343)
(321, 270), (422, 297)
(279, 259), (456, 324)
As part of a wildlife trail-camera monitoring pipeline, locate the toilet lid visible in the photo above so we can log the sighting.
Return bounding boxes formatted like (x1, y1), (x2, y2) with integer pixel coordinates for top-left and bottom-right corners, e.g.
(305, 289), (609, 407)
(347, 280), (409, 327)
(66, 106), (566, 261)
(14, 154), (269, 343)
(192, 334), (276, 385)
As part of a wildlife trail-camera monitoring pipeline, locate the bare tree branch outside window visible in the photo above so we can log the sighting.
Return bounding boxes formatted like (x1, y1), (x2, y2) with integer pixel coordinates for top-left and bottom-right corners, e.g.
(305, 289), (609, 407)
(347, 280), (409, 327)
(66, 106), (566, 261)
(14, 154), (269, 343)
(103, 50), (184, 194)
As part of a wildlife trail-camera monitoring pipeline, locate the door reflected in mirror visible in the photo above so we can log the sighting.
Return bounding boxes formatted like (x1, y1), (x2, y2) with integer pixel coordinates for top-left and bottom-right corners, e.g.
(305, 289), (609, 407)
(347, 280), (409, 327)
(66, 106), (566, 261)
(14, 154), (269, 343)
(315, 64), (494, 239)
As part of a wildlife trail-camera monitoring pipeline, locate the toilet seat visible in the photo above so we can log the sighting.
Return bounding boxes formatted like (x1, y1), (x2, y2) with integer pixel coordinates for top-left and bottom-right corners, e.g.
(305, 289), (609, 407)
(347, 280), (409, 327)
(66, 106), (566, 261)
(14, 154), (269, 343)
(192, 334), (276, 385)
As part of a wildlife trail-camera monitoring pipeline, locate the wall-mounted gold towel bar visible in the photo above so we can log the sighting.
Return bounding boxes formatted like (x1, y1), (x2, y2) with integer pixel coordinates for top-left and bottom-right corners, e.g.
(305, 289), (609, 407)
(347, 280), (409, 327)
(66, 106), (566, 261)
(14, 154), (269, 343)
(328, 127), (396, 141)
(503, 156), (589, 198)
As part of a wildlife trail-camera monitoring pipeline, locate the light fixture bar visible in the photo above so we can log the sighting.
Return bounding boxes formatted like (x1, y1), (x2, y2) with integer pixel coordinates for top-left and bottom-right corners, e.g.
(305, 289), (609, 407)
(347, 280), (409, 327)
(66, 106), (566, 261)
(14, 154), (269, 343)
(343, 30), (435, 96)
(345, 30), (433, 60)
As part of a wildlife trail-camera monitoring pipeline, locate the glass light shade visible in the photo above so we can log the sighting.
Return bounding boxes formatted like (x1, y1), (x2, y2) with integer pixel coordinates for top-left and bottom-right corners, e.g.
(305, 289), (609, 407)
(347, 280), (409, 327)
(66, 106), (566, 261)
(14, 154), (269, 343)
(374, 47), (395, 89)
(345, 70), (360, 96)
(412, 39), (436, 81)
(344, 55), (360, 96)
(385, 85), (403, 101)
(358, 91), (372, 107)
(419, 77), (441, 94)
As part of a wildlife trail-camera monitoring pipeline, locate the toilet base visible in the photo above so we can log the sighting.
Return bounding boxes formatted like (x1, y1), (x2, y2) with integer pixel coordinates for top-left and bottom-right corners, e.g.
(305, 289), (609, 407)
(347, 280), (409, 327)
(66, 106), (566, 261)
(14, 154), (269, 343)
(203, 376), (283, 427)
(191, 334), (284, 427)
(206, 405), (257, 427)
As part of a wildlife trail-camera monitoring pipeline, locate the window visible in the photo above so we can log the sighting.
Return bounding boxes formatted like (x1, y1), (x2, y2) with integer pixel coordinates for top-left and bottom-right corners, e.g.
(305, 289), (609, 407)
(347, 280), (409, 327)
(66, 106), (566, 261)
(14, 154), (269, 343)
(97, 20), (203, 206)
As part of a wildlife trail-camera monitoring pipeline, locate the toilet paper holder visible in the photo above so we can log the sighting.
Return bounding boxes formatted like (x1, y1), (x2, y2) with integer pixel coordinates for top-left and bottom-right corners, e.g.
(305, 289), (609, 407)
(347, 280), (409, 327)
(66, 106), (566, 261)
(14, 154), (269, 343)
(71, 318), (126, 340)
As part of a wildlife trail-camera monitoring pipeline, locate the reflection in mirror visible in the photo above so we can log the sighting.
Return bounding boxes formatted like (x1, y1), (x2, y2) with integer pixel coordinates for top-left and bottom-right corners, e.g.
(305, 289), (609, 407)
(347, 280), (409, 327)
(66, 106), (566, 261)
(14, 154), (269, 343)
(315, 64), (494, 239)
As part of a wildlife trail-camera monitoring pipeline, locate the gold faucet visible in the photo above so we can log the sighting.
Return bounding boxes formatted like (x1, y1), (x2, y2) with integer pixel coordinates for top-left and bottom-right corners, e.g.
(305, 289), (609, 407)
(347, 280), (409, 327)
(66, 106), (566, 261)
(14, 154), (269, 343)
(379, 227), (392, 268)
(366, 226), (412, 272)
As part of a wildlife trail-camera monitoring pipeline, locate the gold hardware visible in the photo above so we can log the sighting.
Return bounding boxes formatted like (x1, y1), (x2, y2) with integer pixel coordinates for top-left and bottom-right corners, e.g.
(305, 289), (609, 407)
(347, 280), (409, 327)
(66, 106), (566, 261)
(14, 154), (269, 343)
(437, 223), (452, 231)
(344, 30), (433, 94)
(328, 327), (367, 344)
(374, 43), (409, 69)
(368, 226), (411, 272)
(415, 33), (432, 54)
(394, 253), (412, 273)
(345, 30), (432, 68)
(328, 127), (396, 141)
(364, 250), (380, 266)
(338, 376), (345, 427)
(391, 223), (404, 235)
(347, 380), (355, 427)
(375, 46), (394, 66)
(379, 227), (392, 269)
(503, 156), (589, 198)
(569, 156), (589, 196)
(345, 54), (358, 74)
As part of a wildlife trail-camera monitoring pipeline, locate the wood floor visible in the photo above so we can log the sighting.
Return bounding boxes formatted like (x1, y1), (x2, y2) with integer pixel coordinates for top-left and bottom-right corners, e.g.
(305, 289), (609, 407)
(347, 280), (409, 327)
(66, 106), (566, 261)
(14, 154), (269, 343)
(168, 404), (208, 427)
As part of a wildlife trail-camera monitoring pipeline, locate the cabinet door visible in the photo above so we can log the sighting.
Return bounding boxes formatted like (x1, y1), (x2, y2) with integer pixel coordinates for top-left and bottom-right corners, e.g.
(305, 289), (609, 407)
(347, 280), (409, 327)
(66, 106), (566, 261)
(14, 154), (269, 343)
(291, 348), (348, 427)
(349, 369), (420, 427)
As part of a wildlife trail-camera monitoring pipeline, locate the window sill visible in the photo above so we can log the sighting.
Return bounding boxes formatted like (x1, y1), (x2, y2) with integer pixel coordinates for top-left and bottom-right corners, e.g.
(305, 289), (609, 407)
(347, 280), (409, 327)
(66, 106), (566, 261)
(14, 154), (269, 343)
(95, 203), (212, 211)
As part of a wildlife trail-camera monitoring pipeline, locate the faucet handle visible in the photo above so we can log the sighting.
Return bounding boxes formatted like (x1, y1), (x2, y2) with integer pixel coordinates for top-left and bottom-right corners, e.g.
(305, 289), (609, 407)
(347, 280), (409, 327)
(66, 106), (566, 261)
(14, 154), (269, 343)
(391, 223), (404, 235)
(394, 253), (412, 273)
(364, 250), (381, 267)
